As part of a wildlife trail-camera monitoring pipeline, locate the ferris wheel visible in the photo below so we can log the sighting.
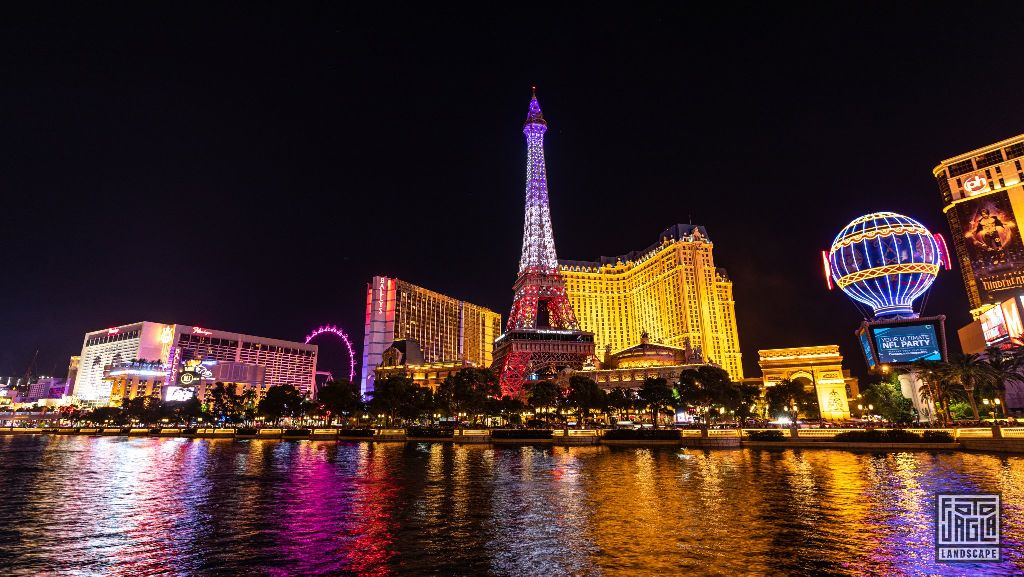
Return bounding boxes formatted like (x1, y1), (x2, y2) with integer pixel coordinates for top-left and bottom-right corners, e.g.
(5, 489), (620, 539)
(304, 324), (356, 383)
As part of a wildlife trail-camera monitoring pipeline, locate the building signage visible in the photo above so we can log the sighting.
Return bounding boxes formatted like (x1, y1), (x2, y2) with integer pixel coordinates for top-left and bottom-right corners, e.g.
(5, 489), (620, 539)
(178, 363), (214, 386)
(963, 173), (990, 196)
(955, 189), (1024, 304)
(981, 305), (1009, 345)
(377, 277), (387, 315)
(192, 326), (213, 336)
(107, 327), (120, 335)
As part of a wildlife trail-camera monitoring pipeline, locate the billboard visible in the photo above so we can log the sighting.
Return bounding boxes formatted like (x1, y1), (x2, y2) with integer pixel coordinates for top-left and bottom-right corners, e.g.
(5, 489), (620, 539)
(870, 322), (943, 364)
(956, 189), (1024, 304)
(163, 386), (195, 402)
(981, 304), (1009, 345)
(981, 297), (1024, 347)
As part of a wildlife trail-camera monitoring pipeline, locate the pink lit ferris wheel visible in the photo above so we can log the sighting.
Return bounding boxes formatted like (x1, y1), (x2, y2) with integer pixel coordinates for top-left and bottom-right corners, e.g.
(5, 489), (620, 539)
(304, 324), (356, 383)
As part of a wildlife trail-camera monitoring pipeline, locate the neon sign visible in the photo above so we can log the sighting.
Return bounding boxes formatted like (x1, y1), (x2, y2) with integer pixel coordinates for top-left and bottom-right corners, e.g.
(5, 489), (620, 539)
(160, 326), (173, 344)
(192, 327), (213, 335)
(178, 363), (214, 386)
(821, 250), (833, 290)
(377, 277), (387, 315)
(963, 174), (989, 196)
(107, 327), (120, 335)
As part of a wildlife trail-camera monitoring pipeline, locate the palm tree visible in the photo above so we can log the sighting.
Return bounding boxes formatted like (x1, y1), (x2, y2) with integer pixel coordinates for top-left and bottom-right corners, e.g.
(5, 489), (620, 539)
(983, 346), (1023, 417)
(941, 353), (996, 421)
(911, 360), (949, 424)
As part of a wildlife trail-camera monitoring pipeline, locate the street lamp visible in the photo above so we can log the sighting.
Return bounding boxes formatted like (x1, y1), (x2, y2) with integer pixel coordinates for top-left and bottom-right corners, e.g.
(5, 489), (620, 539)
(983, 398), (996, 420)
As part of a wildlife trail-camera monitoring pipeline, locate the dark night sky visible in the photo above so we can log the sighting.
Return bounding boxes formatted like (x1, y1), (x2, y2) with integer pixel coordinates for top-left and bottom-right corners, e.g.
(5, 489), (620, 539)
(3, 5), (1023, 382)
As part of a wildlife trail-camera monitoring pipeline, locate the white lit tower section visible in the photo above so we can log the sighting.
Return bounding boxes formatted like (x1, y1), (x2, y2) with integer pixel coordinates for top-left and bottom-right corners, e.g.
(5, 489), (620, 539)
(360, 276), (397, 396)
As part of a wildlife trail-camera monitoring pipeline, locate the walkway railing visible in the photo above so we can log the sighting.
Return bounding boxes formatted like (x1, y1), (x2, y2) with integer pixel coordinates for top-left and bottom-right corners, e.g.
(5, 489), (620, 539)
(0, 426), (1018, 442)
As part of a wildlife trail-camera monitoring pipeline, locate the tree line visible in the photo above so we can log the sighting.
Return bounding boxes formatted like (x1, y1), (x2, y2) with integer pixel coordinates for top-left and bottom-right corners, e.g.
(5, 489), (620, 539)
(69, 365), (768, 428)
(910, 347), (1023, 423)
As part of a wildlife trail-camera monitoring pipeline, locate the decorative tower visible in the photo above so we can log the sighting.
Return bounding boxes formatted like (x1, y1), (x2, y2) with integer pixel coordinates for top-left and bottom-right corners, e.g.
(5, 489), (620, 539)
(492, 88), (595, 398)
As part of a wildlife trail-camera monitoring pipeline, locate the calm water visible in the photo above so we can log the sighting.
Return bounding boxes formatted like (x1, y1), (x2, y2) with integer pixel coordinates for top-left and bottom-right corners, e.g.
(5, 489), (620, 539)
(1, 437), (1022, 576)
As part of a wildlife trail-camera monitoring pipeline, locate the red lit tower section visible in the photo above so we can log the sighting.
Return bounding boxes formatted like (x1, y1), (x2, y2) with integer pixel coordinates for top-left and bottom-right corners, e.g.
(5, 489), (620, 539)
(492, 88), (595, 398)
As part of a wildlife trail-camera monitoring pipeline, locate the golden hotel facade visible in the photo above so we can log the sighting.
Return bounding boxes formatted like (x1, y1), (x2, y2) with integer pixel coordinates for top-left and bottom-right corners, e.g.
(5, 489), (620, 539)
(559, 224), (743, 380)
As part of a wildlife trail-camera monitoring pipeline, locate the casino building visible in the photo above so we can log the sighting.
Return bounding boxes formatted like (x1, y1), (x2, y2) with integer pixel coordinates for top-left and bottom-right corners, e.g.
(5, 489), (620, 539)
(361, 276), (502, 395)
(935, 133), (1024, 314)
(934, 134), (1024, 357)
(559, 224), (743, 381)
(73, 322), (317, 405)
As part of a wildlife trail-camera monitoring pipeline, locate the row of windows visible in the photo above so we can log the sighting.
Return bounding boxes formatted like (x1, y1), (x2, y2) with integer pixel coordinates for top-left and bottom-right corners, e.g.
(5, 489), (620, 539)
(85, 330), (140, 347)
(943, 141), (1024, 178)
(179, 335), (239, 347)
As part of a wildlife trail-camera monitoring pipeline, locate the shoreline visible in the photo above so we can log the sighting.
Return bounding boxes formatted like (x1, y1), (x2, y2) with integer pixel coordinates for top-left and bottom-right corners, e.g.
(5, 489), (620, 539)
(4, 427), (1024, 453)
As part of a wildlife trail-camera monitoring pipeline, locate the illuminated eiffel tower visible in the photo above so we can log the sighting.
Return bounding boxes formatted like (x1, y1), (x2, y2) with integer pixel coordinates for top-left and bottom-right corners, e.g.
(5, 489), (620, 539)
(492, 88), (595, 398)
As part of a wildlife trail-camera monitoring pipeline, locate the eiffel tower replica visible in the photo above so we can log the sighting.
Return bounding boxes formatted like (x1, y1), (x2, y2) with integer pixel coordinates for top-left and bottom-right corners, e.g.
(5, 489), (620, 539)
(492, 88), (595, 398)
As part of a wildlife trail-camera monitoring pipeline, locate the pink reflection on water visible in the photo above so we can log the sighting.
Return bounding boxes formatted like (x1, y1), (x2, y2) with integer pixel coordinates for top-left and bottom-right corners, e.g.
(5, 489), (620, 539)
(265, 441), (399, 576)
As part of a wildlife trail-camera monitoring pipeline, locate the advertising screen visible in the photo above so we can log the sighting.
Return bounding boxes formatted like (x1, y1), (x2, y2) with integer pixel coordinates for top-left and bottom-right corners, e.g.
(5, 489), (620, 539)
(1002, 298), (1024, 345)
(859, 331), (877, 369)
(871, 323), (943, 364)
(956, 189), (1024, 304)
(980, 305), (1008, 345)
(163, 386), (195, 402)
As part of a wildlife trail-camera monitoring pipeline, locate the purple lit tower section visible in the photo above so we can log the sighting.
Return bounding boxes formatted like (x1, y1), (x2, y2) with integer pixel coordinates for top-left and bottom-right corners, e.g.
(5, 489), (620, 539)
(518, 89), (560, 275)
(492, 88), (594, 398)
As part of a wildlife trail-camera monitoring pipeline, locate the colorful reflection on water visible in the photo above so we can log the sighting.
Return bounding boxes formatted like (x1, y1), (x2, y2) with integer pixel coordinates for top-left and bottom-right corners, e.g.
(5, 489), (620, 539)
(0, 436), (1022, 576)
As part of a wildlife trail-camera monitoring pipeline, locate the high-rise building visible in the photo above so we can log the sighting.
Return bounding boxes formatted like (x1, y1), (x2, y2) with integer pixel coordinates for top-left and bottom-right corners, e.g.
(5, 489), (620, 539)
(66, 356), (79, 393)
(361, 277), (502, 396)
(934, 134), (1024, 312)
(73, 322), (317, 404)
(559, 224), (743, 380)
(492, 89), (595, 397)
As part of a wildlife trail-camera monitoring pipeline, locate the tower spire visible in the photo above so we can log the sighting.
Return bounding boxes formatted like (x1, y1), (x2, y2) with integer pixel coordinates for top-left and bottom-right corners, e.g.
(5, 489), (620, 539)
(519, 87), (556, 273)
(525, 86), (546, 127)
(493, 89), (594, 398)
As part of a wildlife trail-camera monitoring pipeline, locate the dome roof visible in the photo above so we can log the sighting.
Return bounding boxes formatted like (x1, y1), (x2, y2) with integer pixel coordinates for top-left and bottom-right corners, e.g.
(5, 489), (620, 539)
(606, 334), (688, 369)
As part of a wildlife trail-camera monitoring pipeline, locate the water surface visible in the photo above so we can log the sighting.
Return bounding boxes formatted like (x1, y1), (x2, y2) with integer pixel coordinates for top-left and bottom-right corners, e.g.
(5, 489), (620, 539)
(0, 435), (1021, 576)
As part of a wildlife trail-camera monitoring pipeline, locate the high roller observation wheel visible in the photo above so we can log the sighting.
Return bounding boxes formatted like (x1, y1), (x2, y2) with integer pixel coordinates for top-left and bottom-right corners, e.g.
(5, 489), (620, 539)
(304, 325), (356, 383)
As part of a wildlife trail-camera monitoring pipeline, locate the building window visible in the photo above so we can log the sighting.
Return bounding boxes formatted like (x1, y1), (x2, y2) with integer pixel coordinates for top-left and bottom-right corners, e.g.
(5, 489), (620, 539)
(947, 159), (975, 177)
(1006, 142), (1024, 160)
(975, 150), (1004, 169)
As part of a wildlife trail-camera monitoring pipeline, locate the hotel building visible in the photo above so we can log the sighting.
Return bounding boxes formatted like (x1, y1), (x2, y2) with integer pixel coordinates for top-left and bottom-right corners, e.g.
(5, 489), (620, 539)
(558, 224), (743, 380)
(935, 134), (1024, 312)
(361, 276), (502, 395)
(373, 339), (473, 392)
(73, 322), (317, 404)
(934, 135), (1024, 361)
